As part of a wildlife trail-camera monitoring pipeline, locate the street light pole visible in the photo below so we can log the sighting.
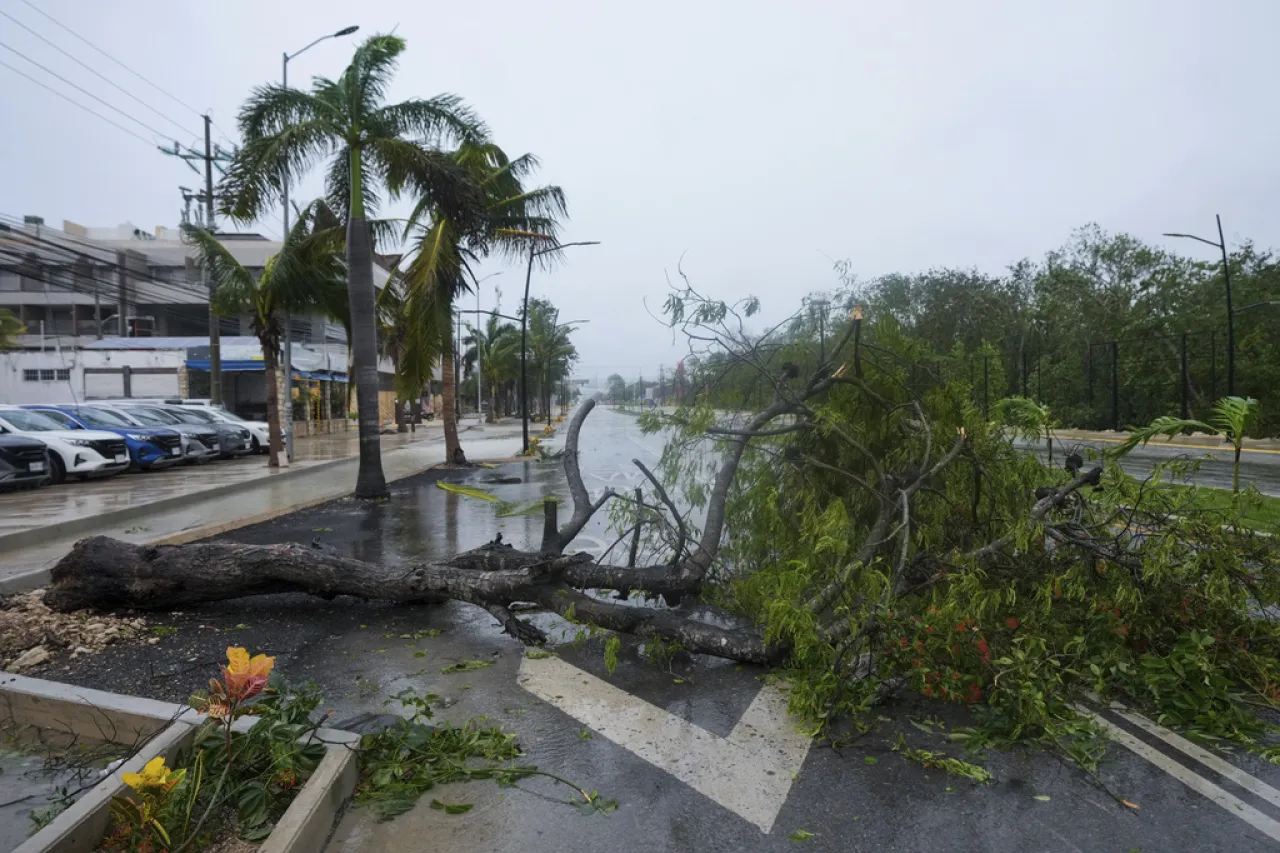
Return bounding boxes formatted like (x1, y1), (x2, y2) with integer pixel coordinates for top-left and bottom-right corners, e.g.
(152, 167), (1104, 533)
(520, 240), (599, 453)
(1164, 214), (1236, 396)
(280, 25), (359, 462)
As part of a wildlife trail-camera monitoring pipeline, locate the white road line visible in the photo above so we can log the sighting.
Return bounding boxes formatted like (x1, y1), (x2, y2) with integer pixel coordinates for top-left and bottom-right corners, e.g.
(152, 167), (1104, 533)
(519, 655), (812, 833)
(1104, 701), (1280, 811)
(1072, 704), (1280, 843)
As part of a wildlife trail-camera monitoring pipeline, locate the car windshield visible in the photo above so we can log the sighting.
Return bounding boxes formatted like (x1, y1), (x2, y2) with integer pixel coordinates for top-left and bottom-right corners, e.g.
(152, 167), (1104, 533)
(124, 408), (176, 426)
(202, 408), (244, 424)
(0, 409), (65, 431)
(174, 408), (217, 424)
(71, 407), (134, 428)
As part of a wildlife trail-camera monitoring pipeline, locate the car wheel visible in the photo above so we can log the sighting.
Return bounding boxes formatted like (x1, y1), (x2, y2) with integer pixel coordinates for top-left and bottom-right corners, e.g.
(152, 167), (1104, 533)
(47, 452), (66, 485)
(251, 436), (262, 454)
(76, 474), (90, 482)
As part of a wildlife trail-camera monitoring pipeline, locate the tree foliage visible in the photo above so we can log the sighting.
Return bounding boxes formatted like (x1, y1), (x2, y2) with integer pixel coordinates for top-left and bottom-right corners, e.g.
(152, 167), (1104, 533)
(647, 276), (1280, 764)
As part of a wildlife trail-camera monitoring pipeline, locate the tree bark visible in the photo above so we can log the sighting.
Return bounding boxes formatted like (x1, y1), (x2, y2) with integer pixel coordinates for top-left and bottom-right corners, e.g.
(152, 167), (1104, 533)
(346, 151), (389, 499)
(441, 315), (465, 464)
(261, 328), (283, 468)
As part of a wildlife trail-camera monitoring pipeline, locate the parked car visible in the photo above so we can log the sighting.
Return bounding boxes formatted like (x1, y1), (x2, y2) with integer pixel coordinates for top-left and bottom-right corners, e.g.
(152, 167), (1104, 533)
(133, 399), (274, 454)
(84, 403), (220, 464)
(22, 405), (185, 470)
(0, 432), (51, 490)
(114, 403), (252, 459)
(0, 405), (130, 483)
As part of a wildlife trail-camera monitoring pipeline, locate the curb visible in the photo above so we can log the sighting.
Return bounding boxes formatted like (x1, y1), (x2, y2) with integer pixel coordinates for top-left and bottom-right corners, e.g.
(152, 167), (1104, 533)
(0, 434), (458, 555)
(0, 445), (525, 595)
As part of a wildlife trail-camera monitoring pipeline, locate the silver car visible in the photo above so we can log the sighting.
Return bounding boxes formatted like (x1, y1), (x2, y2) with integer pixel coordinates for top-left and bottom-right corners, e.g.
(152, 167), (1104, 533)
(85, 403), (220, 464)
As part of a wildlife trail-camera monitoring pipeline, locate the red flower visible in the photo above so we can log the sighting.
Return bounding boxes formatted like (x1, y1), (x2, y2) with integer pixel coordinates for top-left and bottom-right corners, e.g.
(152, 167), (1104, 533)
(925, 626), (935, 634)
(976, 638), (990, 663)
(966, 684), (983, 703)
(1006, 617), (1020, 630)
(922, 686), (934, 697)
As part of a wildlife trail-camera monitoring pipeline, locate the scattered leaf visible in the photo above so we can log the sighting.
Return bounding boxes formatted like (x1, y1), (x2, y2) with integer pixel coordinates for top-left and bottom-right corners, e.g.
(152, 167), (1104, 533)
(788, 829), (816, 842)
(1121, 799), (1139, 809)
(1034, 795), (1051, 802)
(579, 730), (592, 740)
(441, 660), (495, 674)
(863, 756), (879, 765)
(524, 650), (555, 660)
(429, 799), (474, 815)
(436, 481), (498, 501)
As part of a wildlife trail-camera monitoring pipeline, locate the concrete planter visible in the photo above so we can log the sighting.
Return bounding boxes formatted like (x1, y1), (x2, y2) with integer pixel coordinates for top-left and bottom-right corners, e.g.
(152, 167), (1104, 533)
(2, 674), (359, 853)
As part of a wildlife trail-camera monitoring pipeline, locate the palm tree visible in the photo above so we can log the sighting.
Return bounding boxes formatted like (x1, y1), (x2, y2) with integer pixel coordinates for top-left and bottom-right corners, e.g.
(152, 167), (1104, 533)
(220, 33), (486, 498)
(399, 142), (566, 464)
(1116, 396), (1261, 493)
(463, 314), (519, 423)
(0, 309), (24, 349)
(184, 202), (347, 467)
(526, 299), (579, 422)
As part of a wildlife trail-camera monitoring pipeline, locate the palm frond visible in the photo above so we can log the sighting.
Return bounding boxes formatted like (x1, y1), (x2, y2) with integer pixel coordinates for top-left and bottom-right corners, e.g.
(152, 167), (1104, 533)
(345, 34), (408, 119)
(372, 96), (488, 148)
(220, 120), (340, 222)
(1113, 415), (1215, 457)
(181, 225), (260, 319)
(1211, 396), (1259, 438)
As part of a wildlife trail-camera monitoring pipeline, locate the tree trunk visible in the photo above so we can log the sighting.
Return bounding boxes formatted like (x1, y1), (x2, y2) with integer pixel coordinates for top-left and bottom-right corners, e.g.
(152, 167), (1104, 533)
(442, 318), (465, 464)
(261, 330), (283, 468)
(488, 382), (498, 424)
(346, 150), (389, 499)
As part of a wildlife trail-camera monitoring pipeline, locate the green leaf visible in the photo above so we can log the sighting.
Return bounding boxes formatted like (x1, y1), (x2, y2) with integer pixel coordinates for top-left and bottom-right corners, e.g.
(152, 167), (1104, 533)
(436, 481), (498, 501)
(441, 659), (495, 674)
(863, 756), (878, 765)
(430, 799), (475, 815)
(788, 829), (816, 842)
(1033, 794), (1051, 801)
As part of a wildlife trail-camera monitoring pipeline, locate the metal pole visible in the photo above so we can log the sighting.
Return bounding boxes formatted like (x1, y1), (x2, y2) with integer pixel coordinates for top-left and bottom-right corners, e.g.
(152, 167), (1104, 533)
(1111, 341), (1120, 431)
(520, 247), (533, 453)
(1180, 332), (1189, 419)
(203, 114), (222, 407)
(546, 308), (557, 427)
(476, 282), (482, 422)
(1217, 214), (1236, 396)
(282, 52), (294, 461)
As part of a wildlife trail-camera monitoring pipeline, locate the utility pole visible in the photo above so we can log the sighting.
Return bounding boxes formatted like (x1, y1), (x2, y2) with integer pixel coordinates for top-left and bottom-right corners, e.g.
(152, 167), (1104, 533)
(161, 123), (233, 406)
(1163, 215), (1236, 396)
(202, 115), (222, 407)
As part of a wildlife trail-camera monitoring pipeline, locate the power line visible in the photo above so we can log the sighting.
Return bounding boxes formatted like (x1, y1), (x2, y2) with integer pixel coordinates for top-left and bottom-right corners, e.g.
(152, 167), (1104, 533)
(18, 0), (204, 120)
(0, 58), (153, 146)
(0, 41), (173, 141)
(0, 8), (198, 140)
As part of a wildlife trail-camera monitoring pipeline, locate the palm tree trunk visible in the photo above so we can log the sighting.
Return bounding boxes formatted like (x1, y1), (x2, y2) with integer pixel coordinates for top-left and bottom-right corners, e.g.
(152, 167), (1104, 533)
(346, 149), (389, 499)
(261, 331), (283, 468)
(394, 338), (408, 434)
(442, 319), (465, 464)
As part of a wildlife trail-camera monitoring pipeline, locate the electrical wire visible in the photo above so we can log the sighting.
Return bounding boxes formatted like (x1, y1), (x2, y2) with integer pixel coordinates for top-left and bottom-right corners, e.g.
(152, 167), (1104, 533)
(0, 8), (197, 140)
(18, 0), (205, 120)
(0, 58), (154, 147)
(0, 41), (173, 140)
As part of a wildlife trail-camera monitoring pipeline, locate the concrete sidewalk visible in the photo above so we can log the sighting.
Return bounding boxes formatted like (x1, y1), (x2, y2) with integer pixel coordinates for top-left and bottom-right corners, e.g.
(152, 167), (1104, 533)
(0, 422), (526, 590)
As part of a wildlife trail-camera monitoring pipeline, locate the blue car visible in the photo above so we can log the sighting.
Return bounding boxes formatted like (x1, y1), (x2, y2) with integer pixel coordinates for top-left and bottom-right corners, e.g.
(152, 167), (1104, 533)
(22, 405), (185, 470)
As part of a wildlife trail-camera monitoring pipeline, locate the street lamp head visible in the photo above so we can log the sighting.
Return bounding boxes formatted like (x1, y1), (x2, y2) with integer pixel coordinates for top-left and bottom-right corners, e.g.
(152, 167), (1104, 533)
(334, 25), (360, 36)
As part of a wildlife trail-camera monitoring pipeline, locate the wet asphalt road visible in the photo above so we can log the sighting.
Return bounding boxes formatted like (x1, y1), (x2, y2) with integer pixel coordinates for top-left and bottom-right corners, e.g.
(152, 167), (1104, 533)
(1022, 437), (1280, 496)
(41, 409), (1280, 852)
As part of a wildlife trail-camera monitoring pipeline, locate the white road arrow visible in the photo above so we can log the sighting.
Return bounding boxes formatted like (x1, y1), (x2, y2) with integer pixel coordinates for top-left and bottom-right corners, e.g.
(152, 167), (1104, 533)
(518, 655), (812, 833)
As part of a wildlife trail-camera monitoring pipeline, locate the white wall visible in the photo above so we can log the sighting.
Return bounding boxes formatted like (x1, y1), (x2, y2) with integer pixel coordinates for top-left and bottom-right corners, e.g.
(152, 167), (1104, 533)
(0, 348), (184, 404)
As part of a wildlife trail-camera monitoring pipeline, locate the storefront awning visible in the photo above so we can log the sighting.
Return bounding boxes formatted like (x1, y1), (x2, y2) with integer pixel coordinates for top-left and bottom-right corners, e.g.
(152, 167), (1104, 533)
(185, 359), (347, 382)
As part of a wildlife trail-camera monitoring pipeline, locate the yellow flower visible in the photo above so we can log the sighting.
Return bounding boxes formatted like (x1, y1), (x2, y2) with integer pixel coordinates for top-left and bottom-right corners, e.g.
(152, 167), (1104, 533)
(122, 756), (185, 792)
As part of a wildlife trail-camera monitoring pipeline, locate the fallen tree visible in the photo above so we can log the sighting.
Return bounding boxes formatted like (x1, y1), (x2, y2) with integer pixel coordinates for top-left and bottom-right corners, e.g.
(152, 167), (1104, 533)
(46, 274), (1280, 759)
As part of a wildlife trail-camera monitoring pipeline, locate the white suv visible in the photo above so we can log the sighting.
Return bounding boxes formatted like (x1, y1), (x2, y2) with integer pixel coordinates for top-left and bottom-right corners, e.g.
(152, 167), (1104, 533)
(0, 405), (131, 484)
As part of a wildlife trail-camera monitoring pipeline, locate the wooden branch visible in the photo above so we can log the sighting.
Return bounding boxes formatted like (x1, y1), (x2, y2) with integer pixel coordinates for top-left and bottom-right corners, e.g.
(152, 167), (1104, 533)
(534, 586), (781, 664)
(632, 458), (687, 564)
(555, 398), (616, 550)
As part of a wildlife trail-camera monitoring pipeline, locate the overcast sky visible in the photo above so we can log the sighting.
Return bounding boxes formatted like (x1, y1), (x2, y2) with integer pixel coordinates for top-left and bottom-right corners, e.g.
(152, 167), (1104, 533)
(3, 0), (1278, 381)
